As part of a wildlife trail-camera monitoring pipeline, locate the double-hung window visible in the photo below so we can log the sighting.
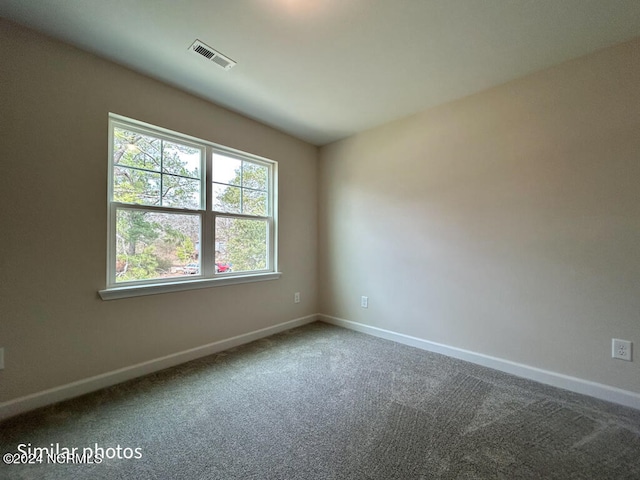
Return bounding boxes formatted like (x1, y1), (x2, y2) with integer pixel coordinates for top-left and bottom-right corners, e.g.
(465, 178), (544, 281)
(101, 114), (278, 299)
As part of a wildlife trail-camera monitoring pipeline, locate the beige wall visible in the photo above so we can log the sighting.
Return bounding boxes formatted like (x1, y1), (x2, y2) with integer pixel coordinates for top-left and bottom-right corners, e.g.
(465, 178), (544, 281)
(319, 38), (640, 393)
(0, 20), (318, 403)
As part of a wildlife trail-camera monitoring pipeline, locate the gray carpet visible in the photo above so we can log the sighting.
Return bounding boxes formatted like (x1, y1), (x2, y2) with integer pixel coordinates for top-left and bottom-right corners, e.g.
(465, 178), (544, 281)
(1, 322), (639, 479)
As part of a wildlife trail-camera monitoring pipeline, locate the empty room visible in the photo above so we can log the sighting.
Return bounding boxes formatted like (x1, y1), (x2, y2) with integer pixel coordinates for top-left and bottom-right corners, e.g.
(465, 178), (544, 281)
(1, 1), (639, 478)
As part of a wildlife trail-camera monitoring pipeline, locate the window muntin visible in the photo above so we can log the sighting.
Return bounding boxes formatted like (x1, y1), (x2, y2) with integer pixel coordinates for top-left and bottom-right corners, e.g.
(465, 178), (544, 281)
(112, 126), (203, 209)
(107, 115), (276, 289)
(211, 153), (270, 216)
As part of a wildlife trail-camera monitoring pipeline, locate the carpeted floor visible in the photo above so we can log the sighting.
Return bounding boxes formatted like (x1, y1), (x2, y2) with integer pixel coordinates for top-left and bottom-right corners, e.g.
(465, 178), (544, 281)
(1, 321), (640, 479)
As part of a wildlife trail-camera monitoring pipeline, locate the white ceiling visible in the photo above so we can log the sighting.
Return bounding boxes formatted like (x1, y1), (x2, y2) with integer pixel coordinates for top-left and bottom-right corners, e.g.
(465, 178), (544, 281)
(2, 0), (640, 145)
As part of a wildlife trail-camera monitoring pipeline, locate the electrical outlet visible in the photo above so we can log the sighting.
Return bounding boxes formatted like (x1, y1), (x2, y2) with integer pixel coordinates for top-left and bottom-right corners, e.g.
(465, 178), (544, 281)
(0, 348), (4, 370)
(612, 339), (632, 361)
(361, 296), (368, 308)
(294, 292), (300, 304)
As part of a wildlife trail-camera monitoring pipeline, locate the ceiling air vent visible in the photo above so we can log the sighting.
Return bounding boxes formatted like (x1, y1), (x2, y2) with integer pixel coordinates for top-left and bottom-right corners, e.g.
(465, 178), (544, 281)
(189, 40), (236, 71)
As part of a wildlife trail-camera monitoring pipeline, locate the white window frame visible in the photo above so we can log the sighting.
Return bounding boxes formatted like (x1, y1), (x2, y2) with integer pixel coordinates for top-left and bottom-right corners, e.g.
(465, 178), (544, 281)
(99, 114), (279, 300)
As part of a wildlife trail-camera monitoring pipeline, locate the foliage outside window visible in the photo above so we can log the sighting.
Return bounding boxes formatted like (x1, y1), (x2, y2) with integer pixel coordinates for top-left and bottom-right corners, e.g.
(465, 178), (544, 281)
(107, 115), (276, 289)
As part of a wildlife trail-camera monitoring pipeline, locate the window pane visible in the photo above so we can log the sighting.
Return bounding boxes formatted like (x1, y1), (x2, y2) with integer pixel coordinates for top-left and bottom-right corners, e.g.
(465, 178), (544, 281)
(113, 127), (161, 171)
(113, 166), (161, 205)
(243, 189), (267, 216)
(242, 163), (268, 191)
(212, 153), (241, 185)
(215, 217), (268, 273)
(213, 184), (241, 213)
(115, 209), (201, 283)
(162, 174), (201, 209)
(162, 141), (201, 178)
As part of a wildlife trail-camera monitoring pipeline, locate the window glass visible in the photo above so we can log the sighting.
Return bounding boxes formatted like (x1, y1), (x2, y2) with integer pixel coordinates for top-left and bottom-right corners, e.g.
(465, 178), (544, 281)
(115, 209), (201, 283)
(215, 217), (268, 273)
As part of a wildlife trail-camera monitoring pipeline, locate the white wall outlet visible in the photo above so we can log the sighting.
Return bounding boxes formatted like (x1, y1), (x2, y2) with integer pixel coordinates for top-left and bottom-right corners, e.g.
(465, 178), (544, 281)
(0, 348), (4, 370)
(361, 296), (368, 308)
(612, 339), (632, 361)
(294, 292), (300, 304)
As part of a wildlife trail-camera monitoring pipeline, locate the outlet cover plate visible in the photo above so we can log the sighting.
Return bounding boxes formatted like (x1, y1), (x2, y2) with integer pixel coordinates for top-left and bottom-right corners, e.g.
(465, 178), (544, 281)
(361, 296), (368, 308)
(294, 292), (300, 304)
(612, 338), (632, 361)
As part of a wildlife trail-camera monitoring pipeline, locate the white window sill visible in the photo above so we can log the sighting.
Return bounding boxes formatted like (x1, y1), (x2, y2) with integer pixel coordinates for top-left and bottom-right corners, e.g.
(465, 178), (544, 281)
(98, 272), (282, 300)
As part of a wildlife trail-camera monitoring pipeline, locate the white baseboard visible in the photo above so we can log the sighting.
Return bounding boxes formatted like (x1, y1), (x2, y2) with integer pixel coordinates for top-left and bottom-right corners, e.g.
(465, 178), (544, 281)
(4, 313), (637, 421)
(0, 314), (318, 421)
(319, 314), (640, 411)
